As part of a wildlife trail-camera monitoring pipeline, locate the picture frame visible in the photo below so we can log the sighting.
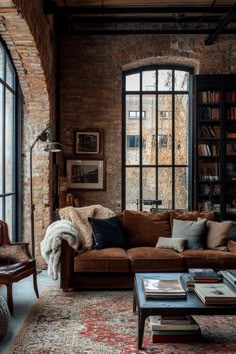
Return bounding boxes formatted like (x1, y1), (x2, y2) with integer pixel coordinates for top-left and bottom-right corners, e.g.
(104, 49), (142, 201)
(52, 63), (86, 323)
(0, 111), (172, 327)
(74, 129), (103, 156)
(66, 159), (105, 190)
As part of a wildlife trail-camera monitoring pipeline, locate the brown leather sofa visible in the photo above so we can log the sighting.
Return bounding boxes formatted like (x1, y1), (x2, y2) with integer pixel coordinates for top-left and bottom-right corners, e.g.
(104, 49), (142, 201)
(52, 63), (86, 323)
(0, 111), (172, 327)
(60, 210), (236, 291)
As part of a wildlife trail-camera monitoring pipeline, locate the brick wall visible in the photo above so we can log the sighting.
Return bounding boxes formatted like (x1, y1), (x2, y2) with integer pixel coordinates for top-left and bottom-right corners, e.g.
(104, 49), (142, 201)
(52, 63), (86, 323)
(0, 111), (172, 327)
(60, 34), (236, 211)
(0, 0), (56, 264)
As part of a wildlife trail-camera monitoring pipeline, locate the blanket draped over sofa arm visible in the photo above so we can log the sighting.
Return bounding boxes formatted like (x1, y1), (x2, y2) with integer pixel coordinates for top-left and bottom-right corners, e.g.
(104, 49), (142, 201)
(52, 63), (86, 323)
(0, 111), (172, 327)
(40, 220), (80, 280)
(41, 204), (115, 280)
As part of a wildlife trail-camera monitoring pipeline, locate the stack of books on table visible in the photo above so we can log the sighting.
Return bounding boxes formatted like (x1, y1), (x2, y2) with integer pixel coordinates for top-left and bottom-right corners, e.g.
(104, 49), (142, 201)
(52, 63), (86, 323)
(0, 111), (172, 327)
(188, 268), (221, 282)
(218, 270), (236, 289)
(194, 282), (236, 305)
(180, 268), (221, 291)
(148, 315), (202, 343)
(142, 277), (186, 299)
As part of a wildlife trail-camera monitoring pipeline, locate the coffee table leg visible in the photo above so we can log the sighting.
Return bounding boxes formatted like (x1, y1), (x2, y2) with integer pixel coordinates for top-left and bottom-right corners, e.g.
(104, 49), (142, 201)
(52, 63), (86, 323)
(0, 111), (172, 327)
(133, 283), (137, 314)
(138, 309), (146, 350)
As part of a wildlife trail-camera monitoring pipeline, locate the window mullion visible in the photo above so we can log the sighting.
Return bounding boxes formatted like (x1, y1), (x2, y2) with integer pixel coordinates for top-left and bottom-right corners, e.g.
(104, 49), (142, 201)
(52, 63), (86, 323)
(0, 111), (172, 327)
(172, 69), (175, 210)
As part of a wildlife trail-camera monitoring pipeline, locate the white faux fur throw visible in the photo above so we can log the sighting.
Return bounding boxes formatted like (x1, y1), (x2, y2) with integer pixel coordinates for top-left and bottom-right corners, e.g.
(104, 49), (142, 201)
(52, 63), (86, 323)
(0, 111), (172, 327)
(40, 220), (80, 280)
(59, 204), (115, 250)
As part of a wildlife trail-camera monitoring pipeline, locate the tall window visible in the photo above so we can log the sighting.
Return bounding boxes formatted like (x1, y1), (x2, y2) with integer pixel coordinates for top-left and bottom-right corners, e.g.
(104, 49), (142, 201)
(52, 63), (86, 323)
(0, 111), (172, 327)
(0, 40), (21, 240)
(122, 66), (193, 211)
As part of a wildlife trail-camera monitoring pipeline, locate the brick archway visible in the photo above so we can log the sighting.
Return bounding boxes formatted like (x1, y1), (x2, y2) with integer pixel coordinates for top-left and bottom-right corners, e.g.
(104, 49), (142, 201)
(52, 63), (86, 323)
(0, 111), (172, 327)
(0, 1), (54, 264)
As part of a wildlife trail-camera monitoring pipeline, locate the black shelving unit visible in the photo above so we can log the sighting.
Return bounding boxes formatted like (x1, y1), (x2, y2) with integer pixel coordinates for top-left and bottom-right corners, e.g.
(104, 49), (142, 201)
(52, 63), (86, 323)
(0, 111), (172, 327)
(195, 74), (236, 220)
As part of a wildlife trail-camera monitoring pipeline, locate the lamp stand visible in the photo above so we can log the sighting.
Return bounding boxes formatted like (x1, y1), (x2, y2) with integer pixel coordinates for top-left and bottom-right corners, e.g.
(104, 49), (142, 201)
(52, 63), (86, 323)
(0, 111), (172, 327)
(29, 124), (62, 260)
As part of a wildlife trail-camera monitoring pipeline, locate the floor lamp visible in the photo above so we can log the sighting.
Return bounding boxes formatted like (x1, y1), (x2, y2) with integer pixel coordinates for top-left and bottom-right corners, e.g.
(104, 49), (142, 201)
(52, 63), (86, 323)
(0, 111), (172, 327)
(30, 123), (62, 259)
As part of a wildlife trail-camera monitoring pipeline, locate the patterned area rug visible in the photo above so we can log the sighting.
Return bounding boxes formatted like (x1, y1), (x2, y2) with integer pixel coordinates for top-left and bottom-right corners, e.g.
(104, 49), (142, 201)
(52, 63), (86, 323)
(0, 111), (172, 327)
(8, 287), (236, 354)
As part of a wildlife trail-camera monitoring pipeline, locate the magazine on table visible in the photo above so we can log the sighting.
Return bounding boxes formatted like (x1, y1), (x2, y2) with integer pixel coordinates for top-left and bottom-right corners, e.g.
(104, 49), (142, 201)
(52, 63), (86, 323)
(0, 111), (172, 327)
(142, 278), (186, 299)
(194, 282), (236, 304)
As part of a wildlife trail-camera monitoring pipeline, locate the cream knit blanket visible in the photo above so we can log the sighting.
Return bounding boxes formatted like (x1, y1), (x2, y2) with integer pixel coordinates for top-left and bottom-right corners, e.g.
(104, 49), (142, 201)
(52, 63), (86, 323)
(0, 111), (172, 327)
(59, 204), (115, 251)
(40, 220), (80, 280)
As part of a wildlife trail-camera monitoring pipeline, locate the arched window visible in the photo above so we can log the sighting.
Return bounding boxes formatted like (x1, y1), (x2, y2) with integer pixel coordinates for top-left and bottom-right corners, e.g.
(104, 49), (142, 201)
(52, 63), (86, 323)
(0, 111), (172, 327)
(122, 65), (193, 211)
(0, 40), (22, 240)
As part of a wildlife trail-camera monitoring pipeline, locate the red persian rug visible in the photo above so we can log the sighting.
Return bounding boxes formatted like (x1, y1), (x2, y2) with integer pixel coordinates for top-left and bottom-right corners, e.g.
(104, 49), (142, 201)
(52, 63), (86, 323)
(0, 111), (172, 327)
(8, 287), (236, 353)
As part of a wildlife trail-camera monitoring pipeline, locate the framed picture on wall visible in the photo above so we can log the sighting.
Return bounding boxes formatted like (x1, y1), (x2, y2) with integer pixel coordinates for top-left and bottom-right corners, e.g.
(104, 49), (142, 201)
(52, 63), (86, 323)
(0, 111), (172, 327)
(74, 129), (103, 156)
(66, 159), (105, 190)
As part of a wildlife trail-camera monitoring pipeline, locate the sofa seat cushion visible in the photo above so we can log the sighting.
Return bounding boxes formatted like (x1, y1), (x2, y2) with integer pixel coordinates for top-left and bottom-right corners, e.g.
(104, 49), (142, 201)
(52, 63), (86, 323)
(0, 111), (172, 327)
(74, 248), (130, 272)
(127, 247), (184, 272)
(181, 249), (236, 270)
(122, 210), (171, 248)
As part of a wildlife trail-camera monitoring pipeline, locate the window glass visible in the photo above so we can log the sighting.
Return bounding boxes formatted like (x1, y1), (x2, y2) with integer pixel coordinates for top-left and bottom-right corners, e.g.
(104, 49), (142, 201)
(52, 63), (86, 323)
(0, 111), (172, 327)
(175, 94), (189, 165)
(0, 42), (4, 80)
(158, 94), (172, 165)
(126, 95), (140, 165)
(175, 70), (189, 91)
(0, 38), (20, 241)
(158, 70), (172, 91)
(142, 71), (156, 91)
(125, 168), (140, 211)
(125, 73), (140, 91)
(6, 56), (15, 89)
(142, 167), (156, 211)
(142, 95), (156, 165)
(5, 89), (14, 193)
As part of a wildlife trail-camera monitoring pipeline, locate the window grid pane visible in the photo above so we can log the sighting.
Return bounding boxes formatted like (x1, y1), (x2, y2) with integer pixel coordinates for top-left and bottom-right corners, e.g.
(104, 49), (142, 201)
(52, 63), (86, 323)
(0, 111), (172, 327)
(0, 39), (19, 241)
(124, 68), (190, 211)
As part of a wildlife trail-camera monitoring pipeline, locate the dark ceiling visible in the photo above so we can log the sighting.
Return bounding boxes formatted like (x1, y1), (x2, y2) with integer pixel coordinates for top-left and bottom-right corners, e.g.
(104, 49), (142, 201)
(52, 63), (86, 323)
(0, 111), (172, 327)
(44, 0), (236, 45)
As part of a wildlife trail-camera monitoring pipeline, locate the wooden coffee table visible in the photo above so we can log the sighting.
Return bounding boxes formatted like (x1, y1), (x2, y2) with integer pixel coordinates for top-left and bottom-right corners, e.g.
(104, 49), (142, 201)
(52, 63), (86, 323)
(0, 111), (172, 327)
(133, 272), (236, 349)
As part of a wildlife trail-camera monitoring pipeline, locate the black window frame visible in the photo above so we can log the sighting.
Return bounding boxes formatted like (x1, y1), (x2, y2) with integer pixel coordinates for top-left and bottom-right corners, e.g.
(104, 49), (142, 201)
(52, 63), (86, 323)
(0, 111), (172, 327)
(122, 64), (194, 211)
(0, 39), (22, 241)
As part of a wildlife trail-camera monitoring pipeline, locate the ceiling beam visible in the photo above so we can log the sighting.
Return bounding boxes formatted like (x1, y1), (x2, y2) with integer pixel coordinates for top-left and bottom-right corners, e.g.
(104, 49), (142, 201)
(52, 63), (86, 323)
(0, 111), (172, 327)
(47, 6), (232, 15)
(69, 15), (236, 24)
(62, 29), (236, 35)
(205, 4), (236, 45)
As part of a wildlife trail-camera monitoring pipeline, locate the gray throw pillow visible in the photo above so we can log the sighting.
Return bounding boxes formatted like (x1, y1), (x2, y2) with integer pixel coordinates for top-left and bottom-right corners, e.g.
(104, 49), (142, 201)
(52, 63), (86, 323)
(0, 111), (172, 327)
(156, 237), (186, 252)
(172, 218), (207, 250)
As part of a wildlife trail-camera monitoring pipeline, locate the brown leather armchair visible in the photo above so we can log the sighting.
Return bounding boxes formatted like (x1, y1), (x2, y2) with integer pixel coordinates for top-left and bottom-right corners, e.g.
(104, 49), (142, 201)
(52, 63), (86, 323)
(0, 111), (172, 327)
(0, 220), (39, 314)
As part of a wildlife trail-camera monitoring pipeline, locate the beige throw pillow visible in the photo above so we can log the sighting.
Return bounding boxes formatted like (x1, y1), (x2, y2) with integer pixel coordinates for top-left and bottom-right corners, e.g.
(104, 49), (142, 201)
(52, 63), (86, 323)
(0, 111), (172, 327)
(200, 219), (233, 250)
(156, 237), (186, 253)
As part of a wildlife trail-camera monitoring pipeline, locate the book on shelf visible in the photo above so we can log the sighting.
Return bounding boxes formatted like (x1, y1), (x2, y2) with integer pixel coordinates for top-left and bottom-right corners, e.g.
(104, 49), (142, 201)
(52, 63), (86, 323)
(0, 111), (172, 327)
(142, 277), (186, 299)
(188, 268), (221, 281)
(194, 282), (236, 305)
(148, 315), (200, 331)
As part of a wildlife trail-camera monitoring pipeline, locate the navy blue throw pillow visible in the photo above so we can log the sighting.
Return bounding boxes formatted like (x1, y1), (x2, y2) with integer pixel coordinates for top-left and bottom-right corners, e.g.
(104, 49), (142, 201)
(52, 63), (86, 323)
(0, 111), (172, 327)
(88, 216), (127, 250)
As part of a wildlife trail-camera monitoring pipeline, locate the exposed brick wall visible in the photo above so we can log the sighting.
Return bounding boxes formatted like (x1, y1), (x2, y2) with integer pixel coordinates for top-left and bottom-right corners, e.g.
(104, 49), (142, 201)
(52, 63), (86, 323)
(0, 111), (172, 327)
(0, 0), (56, 265)
(60, 34), (236, 211)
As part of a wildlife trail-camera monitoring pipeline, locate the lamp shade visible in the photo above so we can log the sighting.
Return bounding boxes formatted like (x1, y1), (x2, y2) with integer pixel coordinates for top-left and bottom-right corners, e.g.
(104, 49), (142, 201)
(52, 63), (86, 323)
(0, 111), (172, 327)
(44, 142), (62, 152)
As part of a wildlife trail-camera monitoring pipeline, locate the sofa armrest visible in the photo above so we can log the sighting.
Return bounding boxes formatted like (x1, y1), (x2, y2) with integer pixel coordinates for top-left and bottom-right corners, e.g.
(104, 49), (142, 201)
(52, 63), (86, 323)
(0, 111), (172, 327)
(227, 240), (236, 253)
(60, 239), (75, 291)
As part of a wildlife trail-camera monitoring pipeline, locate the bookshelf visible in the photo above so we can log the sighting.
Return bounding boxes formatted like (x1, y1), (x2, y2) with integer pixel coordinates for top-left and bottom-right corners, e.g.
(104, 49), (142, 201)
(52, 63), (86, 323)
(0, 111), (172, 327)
(195, 75), (236, 220)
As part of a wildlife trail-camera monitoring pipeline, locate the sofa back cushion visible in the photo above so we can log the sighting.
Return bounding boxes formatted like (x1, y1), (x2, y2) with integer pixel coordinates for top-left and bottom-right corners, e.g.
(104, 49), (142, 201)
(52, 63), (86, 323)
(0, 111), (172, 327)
(170, 210), (216, 229)
(122, 210), (171, 248)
